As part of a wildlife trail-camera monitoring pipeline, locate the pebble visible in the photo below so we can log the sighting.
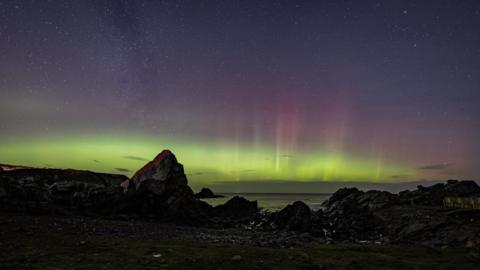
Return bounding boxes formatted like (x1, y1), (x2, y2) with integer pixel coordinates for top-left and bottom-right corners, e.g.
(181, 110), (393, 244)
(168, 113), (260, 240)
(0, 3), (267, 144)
(231, 255), (242, 261)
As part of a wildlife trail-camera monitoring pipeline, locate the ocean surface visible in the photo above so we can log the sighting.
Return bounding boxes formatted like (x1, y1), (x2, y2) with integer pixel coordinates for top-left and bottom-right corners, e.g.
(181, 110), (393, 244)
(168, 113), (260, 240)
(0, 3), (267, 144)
(200, 193), (331, 211)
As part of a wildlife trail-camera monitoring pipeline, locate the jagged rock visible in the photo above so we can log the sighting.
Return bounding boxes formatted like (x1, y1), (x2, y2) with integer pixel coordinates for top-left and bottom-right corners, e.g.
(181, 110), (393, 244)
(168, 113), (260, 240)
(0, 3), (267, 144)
(321, 188), (398, 240)
(323, 188), (399, 214)
(131, 150), (187, 191)
(128, 150), (212, 225)
(195, 188), (224, 198)
(0, 151), (212, 225)
(357, 190), (399, 211)
(319, 181), (480, 248)
(398, 180), (480, 206)
(0, 168), (128, 215)
(272, 201), (312, 232)
(445, 180), (480, 196)
(322, 187), (363, 211)
(213, 196), (258, 219)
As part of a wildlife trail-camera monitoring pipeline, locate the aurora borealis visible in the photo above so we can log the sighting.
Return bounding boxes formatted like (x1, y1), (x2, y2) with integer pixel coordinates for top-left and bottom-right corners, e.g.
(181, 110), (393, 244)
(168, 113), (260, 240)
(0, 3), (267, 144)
(1, 1), (479, 190)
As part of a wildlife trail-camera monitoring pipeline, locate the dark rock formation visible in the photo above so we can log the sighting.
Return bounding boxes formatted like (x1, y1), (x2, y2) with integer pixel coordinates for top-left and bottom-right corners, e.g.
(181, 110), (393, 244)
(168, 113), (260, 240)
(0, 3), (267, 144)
(398, 180), (480, 206)
(321, 188), (392, 240)
(0, 168), (128, 215)
(272, 201), (312, 232)
(195, 187), (224, 198)
(0, 151), (264, 226)
(213, 196), (258, 219)
(131, 150), (184, 189)
(319, 181), (480, 249)
(127, 150), (212, 225)
(2, 158), (480, 250)
(0, 151), (213, 225)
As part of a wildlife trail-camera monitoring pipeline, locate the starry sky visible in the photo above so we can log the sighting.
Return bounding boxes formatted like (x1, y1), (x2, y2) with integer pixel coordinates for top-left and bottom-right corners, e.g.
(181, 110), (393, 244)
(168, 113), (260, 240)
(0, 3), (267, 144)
(1, 1), (479, 191)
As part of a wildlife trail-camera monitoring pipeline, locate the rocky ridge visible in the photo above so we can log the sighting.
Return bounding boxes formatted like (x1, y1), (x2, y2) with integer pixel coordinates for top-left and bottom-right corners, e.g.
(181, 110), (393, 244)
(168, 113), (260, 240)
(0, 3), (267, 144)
(1, 151), (480, 250)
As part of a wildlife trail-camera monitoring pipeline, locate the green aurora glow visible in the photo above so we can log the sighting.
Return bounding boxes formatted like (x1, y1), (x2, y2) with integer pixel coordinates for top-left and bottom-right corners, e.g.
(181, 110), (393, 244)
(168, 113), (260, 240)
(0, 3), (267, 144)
(0, 133), (414, 185)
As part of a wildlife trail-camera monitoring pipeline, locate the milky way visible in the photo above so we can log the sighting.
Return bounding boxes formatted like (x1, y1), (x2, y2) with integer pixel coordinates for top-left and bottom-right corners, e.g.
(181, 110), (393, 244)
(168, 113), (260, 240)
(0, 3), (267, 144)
(1, 1), (479, 187)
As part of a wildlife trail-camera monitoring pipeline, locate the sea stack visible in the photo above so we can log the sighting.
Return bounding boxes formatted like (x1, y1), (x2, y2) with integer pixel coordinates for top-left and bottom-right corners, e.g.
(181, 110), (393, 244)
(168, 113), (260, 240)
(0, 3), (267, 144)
(195, 187), (224, 198)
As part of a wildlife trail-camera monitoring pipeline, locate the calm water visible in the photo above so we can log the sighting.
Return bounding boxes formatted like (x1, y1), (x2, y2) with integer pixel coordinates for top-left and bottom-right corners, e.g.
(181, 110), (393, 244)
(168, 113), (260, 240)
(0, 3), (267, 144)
(201, 193), (331, 211)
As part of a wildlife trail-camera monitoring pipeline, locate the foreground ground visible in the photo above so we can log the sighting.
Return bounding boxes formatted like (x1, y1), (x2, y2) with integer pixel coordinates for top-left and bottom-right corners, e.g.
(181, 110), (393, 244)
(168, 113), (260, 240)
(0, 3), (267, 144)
(0, 213), (479, 270)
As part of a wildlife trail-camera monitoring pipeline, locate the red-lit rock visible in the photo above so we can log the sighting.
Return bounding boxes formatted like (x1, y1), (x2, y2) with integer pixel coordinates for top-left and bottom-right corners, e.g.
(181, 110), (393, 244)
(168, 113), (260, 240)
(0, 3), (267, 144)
(129, 150), (211, 225)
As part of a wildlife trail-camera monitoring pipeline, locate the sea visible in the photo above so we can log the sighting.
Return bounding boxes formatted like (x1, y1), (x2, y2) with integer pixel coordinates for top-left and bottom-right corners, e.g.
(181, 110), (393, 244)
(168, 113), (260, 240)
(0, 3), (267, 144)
(200, 193), (331, 211)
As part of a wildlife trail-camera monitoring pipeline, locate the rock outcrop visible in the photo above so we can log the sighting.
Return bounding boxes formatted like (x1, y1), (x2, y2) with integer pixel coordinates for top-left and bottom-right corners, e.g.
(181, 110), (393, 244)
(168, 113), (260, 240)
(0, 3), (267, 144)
(2, 157), (480, 250)
(0, 168), (128, 215)
(320, 181), (480, 249)
(213, 196), (258, 219)
(321, 188), (394, 240)
(271, 201), (312, 232)
(0, 151), (213, 225)
(127, 150), (212, 225)
(195, 187), (224, 198)
(398, 180), (480, 206)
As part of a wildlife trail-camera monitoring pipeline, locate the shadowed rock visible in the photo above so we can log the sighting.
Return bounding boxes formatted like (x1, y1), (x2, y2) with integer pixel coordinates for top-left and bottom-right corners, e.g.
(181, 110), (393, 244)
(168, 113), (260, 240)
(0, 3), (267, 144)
(272, 201), (312, 232)
(0, 151), (213, 225)
(128, 150), (212, 225)
(319, 181), (480, 249)
(213, 196), (258, 219)
(0, 168), (128, 215)
(195, 187), (224, 198)
(398, 180), (480, 206)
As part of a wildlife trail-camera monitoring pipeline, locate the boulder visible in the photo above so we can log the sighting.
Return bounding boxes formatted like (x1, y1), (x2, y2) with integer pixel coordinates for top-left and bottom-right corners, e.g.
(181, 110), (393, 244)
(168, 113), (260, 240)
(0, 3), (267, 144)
(128, 150), (212, 225)
(322, 187), (363, 211)
(272, 201), (312, 232)
(213, 196), (258, 219)
(131, 150), (186, 192)
(356, 190), (399, 211)
(195, 187), (224, 198)
(321, 188), (396, 240)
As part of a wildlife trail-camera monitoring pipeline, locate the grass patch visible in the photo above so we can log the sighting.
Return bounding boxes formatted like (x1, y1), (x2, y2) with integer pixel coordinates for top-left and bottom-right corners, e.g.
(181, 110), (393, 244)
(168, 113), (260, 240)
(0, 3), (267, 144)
(0, 232), (478, 270)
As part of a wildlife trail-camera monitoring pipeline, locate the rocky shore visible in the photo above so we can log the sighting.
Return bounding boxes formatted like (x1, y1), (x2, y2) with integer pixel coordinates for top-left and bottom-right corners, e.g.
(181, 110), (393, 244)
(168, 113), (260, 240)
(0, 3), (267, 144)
(1, 150), (480, 253)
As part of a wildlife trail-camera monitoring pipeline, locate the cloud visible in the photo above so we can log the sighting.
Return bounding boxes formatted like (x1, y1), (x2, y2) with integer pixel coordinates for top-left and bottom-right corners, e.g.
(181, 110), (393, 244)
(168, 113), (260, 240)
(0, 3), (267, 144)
(391, 174), (409, 179)
(418, 163), (452, 171)
(123, 155), (148, 161)
(115, 168), (131, 172)
(187, 171), (221, 176)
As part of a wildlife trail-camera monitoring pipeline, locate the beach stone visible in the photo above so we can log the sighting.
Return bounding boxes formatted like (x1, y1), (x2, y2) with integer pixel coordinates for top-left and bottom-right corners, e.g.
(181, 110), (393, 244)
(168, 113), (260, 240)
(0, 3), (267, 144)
(231, 255), (242, 261)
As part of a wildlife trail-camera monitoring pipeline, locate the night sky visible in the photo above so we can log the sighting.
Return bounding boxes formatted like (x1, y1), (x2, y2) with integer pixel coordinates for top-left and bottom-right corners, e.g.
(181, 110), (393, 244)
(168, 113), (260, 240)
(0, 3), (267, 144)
(1, 1), (479, 191)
